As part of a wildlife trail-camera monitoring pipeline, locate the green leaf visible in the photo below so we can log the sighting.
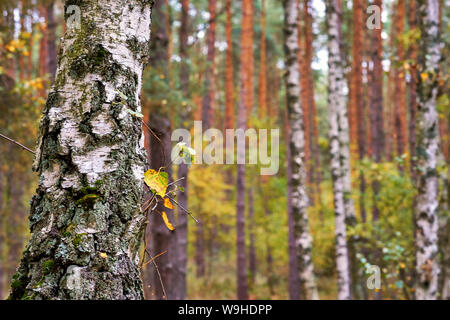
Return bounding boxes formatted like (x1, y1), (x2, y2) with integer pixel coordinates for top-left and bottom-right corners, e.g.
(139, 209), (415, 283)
(144, 169), (169, 197)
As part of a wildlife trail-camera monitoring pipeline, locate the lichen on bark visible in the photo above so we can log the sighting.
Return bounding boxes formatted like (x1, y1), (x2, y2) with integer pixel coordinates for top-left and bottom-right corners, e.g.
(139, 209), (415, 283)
(9, 0), (153, 300)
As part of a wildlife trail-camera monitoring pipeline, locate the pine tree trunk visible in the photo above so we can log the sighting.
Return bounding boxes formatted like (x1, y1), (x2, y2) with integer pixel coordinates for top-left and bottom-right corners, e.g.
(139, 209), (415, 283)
(225, 0), (234, 131)
(414, 0), (442, 300)
(235, 0), (252, 300)
(283, 0), (319, 300)
(369, 0), (385, 221)
(258, 0), (267, 118)
(326, 0), (354, 300)
(248, 188), (256, 283)
(9, 0), (152, 300)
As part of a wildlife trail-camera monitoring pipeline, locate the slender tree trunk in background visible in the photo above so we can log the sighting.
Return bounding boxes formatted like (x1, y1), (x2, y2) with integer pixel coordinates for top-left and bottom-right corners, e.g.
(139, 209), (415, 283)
(9, 0), (152, 300)
(201, 0), (217, 128)
(258, 0), (267, 118)
(38, 5), (48, 96)
(326, 0), (353, 300)
(235, 0), (252, 300)
(196, 0), (217, 278)
(303, 0), (322, 209)
(283, 0), (319, 300)
(385, 15), (396, 161)
(297, 0), (311, 184)
(144, 0), (176, 300)
(248, 188), (256, 283)
(284, 106), (301, 300)
(414, 0), (442, 300)
(408, 0), (418, 175)
(369, 0), (385, 221)
(174, 0), (190, 301)
(394, 0), (408, 158)
(19, 1), (26, 81)
(46, 1), (57, 82)
(245, 0), (254, 116)
(225, 0), (234, 131)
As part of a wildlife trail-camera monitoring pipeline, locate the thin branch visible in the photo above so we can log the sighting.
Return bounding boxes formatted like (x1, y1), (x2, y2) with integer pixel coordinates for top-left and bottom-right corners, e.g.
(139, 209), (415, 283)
(166, 193), (199, 224)
(0, 132), (35, 154)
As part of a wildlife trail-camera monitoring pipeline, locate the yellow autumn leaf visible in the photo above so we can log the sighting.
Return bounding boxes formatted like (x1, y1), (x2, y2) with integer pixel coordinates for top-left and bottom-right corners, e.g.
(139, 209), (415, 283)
(164, 197), (174, 209)
(144, 169), (169, 197)
(100, 252), (108, 259)
(161, 211), (175, 231)
(420, 72), (428, 81)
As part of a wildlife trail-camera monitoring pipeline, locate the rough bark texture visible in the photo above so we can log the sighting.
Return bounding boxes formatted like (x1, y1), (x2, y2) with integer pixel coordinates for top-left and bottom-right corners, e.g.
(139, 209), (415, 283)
(9, 0), (153, 300)
(326, 0), (354, 300)
(414, 0), (442, 300)
(283, 0), (318, 300)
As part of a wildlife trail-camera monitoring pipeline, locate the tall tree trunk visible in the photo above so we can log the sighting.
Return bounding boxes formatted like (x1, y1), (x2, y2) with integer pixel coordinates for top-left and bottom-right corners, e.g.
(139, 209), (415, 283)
(174, 0), (190, 301)
(326, 0), (354, 300)
(284, 105), (301, 300)
(144, 0), (176, 300)
(369, 0), (385, 221)
(414, 0), (442, 300)
(201, 0), (217, 129)
(46, 1), (57, 81)
(283, 0), (319, 300)
(303, 0), (322, 208)
(225, 0), (234, 131)
(248, 188), (256, 283)
(394, 0), (408, 158)
(9, 0), (152, 300)
(258, 0), (267, 118)
(235, 0), (252, 300)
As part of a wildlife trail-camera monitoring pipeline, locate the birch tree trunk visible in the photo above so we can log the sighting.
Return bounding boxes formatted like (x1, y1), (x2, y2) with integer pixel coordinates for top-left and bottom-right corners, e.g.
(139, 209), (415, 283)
(414, 0), (442, 300)
(9, 0), (152, 300)
(325, 0), (354, 300)
(283, 0), (318, 300)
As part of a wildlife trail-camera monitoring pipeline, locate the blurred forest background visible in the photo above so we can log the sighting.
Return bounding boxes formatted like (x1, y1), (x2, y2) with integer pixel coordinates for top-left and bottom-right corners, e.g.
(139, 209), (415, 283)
(0, 0), (449, 300)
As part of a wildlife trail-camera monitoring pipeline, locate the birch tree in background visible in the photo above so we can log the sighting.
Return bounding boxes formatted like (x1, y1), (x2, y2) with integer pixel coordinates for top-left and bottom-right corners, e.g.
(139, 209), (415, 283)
(9, 0), (152, 300)
(414, 0), (443, 300)
(283, 0), (318, 300)
(325, 0), (354, 300)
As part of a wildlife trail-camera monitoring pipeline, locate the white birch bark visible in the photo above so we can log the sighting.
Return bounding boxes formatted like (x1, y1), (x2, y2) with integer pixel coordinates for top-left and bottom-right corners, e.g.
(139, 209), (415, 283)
(283, 0), (319, 300)
(415, 0), (442, 300)
(325, 0), (354, 300)
(9, 0), (152, 300)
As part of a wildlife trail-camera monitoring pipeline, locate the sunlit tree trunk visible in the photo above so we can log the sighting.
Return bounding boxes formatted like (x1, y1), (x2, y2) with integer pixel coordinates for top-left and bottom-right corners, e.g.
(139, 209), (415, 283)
(414, 0), (442, 300)
(283, 0), (319, 300)
(9, 0), (152, 300)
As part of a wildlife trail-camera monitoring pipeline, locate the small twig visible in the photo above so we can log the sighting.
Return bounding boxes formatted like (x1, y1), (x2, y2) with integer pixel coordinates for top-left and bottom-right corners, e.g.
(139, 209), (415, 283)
(141, 250), (167, 268)
(0, 133), (35, 154)
(166, 194), (199, 224)
(167, 176), (185, 187)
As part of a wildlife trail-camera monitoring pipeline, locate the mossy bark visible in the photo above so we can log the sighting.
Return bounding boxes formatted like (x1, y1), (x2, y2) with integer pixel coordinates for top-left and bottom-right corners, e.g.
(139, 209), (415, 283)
(9, 0), (153, 300)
